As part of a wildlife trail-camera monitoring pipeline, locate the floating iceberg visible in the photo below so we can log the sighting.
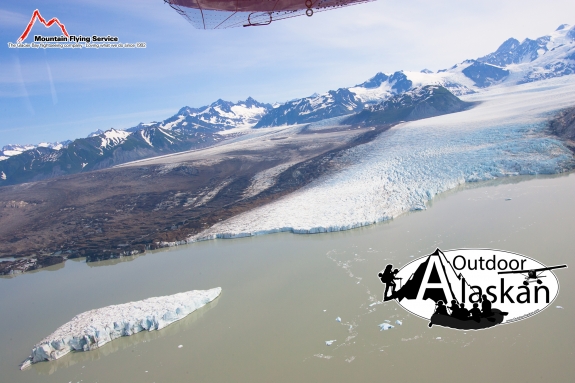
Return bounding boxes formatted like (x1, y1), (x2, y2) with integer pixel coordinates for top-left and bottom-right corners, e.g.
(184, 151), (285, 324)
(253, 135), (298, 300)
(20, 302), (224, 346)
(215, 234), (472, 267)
(395, 320), (403, 326)
(379, 323), (394, 331)
(20, 287), (221, 369)
(325, 340), (336, 346)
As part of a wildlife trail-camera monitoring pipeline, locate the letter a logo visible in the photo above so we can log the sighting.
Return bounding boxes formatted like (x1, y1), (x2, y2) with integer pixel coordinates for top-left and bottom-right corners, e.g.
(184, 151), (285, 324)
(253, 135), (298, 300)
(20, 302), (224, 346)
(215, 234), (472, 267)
(416, 256), (454, 302)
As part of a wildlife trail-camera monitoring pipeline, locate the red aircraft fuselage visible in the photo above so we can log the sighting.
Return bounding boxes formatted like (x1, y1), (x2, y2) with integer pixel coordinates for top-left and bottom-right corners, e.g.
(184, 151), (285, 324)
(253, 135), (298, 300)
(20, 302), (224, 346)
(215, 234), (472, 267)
(165, 0), (375, 29)
(169, 0), (351, 12)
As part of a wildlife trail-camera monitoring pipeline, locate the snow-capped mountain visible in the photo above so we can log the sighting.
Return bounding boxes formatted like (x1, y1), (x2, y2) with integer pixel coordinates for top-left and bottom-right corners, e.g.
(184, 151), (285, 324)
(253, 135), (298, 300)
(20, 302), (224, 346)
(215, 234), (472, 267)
(129, 97), (272, 133)
(87, 129), (106, 137)
(0, 98), (269, 185)
(255, 23), (575, 128)
(344, 85), (471, 125)
(254, 88), (362, 128)
(0, 141), (71, 162)
(349, 23), (575, 100)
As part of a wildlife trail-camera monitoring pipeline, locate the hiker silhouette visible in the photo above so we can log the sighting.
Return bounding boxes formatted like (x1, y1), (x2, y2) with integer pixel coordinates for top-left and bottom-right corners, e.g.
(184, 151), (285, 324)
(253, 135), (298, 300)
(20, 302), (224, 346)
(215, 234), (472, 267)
(378, 265), (400, 301)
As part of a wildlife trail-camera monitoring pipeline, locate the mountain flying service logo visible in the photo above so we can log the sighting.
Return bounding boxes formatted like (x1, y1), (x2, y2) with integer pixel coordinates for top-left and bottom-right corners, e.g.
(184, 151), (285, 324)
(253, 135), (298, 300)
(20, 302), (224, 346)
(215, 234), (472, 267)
(17, 9), (69, 43)
(378, 248), (566, 330)
(8, 9), (145, 49)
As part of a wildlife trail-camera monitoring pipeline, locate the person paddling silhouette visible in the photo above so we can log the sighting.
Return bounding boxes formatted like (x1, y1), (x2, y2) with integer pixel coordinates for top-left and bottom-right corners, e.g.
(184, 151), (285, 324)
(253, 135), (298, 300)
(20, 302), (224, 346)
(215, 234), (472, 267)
(448, 299), (460, 318)
(435, 300), (449, 316)
(470, 303), (481, 323)
(480, 294), (493, 317)
(459, 303), (470, 320)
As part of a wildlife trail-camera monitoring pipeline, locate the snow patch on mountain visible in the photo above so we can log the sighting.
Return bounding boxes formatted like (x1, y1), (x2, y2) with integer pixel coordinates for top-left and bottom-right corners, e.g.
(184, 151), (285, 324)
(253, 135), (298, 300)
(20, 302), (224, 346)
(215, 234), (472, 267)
(139, 129), (153, 147)
(98, 129), (131, 149)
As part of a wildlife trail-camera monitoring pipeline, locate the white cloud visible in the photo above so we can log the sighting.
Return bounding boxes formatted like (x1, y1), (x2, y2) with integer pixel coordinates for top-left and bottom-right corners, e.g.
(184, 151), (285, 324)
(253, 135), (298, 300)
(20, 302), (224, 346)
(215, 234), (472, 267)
(0, 9), (29, 27)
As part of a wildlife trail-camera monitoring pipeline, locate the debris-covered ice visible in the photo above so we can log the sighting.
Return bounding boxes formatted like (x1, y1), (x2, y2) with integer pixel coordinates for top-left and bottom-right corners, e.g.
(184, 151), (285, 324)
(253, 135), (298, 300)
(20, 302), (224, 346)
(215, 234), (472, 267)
(379, 323), (394, 331)
(20, 288), (221, 369)
(325, 340), (336, 346)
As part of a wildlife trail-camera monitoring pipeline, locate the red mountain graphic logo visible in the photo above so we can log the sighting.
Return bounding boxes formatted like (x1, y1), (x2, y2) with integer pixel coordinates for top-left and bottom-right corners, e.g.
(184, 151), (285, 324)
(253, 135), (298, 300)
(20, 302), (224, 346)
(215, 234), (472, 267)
(17, 9), (69, 43)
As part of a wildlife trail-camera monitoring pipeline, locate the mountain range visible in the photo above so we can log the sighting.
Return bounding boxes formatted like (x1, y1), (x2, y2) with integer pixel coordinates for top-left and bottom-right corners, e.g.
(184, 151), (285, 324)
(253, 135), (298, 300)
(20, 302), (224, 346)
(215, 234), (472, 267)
(1, 23), (574, 186)
(343, 85), (472, 125)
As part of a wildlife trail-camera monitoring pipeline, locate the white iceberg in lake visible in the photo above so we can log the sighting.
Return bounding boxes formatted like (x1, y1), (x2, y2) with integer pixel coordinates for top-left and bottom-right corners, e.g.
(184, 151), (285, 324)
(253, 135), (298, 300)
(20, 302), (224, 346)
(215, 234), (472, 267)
(20, 287), (221, 369)
(325, 340), (336, 346)
(379, 323), (394, 331)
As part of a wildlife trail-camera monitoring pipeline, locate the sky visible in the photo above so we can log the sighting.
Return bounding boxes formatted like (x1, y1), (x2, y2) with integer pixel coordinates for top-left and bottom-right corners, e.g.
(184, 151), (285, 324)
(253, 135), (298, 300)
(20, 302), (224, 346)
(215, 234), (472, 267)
(1, 0), (574, 147)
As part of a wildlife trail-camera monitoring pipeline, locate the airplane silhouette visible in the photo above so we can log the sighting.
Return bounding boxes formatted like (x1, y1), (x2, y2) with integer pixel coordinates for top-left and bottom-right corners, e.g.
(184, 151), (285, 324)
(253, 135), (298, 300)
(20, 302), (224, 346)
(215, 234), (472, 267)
(498, 265), (567, 286)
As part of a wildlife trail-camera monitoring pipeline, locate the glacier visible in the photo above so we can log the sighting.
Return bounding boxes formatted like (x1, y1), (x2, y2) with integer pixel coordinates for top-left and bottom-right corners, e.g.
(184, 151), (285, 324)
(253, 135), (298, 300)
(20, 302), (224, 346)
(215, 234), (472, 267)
(20, 287), (221, 369)
(170, 76), (575, 244)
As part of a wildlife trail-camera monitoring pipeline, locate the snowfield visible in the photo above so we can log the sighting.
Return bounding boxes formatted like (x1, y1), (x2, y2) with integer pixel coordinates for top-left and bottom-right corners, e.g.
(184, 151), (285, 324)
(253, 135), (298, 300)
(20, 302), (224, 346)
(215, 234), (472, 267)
(181, 76), (575, 242)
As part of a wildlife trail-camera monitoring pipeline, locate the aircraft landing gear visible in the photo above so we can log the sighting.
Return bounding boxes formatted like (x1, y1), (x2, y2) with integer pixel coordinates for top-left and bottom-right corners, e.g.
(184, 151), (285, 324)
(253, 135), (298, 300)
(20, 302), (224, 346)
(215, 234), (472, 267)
(305, 0), (313, 17)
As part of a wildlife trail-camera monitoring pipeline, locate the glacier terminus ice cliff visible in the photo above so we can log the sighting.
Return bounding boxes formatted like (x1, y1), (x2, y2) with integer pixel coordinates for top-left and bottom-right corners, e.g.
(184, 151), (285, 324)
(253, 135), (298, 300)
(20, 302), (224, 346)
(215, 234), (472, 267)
(20, 287), (221, 370)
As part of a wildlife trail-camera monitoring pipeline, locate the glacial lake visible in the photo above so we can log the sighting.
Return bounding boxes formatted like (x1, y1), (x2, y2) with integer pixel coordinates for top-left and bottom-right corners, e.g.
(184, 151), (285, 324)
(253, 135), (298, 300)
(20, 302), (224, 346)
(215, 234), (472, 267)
(1, 173), (574, 383)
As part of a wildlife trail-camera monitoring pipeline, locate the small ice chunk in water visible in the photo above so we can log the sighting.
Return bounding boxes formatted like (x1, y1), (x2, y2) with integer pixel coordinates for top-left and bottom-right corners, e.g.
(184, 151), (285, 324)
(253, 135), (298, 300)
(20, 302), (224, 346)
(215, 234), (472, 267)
(556, 306), (564, 309)
(178, 345), (183, 348)
(395, 320), (402, 325)
(436, 337), (442, 340)
(323, 310), (327, 312)
(369, 302), (378, 307)
(384, 320), (390, 323)
(379, 323), (394, 331)
(325, 340), (336, 346)
(336, 317), (341, 322)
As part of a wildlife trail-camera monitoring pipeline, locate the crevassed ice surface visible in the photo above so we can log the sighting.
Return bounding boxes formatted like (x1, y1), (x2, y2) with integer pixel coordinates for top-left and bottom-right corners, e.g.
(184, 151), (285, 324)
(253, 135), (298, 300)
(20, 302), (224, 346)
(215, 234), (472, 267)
(191, 76), (575, 240)
(22, 288), (221, 368)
